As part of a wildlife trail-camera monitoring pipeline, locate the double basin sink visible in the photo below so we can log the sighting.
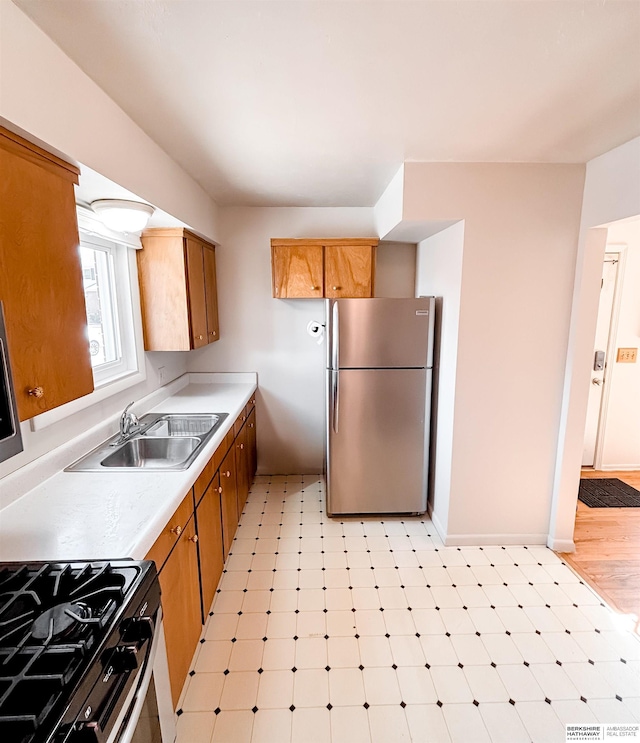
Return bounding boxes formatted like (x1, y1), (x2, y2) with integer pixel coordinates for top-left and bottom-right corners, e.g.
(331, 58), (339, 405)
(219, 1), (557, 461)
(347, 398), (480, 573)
(65, 413), (229, 472)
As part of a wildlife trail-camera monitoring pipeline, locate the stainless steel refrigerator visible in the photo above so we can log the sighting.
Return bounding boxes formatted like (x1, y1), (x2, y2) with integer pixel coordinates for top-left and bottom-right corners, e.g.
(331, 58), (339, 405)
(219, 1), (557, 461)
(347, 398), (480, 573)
(325, 297), (435, 516)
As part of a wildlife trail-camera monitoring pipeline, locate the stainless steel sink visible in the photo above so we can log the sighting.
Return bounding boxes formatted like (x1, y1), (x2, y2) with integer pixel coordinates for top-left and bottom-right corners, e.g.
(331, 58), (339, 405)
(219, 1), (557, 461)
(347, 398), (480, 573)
(100, 436), (200, 468)
(142, 414), (220, 437)
(65, 412), (229, 472)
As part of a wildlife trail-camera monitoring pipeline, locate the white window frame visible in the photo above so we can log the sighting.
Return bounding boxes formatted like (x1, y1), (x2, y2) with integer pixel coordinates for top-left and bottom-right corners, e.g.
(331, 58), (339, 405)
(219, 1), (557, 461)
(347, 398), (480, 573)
(80, 232), (134, 386)
(30, 208), (147, 431)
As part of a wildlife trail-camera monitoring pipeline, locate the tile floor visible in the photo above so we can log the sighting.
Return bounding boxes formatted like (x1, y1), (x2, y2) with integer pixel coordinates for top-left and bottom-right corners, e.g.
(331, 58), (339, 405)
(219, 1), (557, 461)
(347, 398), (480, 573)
(176, 475), (640, 743)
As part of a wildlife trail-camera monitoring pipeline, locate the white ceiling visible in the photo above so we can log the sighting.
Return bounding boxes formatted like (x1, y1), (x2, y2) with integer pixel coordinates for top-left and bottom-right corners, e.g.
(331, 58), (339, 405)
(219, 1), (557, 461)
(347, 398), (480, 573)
(14, 0), (640, 207)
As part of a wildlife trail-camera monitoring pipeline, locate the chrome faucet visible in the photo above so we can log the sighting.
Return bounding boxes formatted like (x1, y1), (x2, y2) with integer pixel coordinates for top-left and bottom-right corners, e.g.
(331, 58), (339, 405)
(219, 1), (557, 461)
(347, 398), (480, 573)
(112, 401), (141, 445)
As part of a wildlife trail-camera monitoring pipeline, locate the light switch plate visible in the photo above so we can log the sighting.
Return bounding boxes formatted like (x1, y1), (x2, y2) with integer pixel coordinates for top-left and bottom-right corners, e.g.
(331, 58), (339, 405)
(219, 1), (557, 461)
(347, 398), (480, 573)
(616, 348), (638, 363)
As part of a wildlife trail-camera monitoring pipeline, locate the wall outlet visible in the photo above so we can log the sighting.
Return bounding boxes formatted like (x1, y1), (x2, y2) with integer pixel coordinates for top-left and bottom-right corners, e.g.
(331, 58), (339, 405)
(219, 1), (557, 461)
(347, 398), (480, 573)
(616, 348), (637, 363)
(158, 365), (167, 383)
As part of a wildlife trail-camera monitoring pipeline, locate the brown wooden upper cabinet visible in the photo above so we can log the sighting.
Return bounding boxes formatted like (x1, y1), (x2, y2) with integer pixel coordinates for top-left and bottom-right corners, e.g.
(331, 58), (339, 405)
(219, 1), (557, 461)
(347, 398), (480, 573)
(0, 127), (94, 421)
(271, 238), (378, 299)
(138, 228), (220, 351)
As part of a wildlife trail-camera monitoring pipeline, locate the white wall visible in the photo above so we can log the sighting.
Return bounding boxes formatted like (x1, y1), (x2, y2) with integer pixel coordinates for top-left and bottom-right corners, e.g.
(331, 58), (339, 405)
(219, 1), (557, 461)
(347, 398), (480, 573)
(375, 242), (416, 298)
(601, 220), (640, 468)
(550, 137), (640, 550)
(404, 163), (586, 544)
(415, 222), (465, 536)
(187, 207), (377, 474)
(0, 1), (219, 241)
(374, 165), (404, 239)
(0, 2), (218, 485)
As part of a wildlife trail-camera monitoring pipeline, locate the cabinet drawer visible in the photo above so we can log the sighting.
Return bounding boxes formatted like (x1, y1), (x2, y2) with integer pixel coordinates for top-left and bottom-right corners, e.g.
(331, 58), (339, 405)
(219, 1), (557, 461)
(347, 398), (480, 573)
(193, 440), (229, 504)
(145, 490), (195, 571)
(194, 454), (216, 506)
(233, 409), (248, 438)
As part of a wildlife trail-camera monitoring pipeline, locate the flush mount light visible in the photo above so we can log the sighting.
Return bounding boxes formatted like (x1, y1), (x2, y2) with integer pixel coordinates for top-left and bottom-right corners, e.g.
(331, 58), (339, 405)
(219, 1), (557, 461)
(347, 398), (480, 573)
(90, 199), (155, 233)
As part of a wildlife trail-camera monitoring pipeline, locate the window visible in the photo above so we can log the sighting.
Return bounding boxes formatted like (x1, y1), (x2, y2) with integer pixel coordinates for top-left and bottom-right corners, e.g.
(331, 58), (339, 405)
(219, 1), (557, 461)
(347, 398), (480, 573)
(81, 244), (118, 368)
(78, 231), (140, 387)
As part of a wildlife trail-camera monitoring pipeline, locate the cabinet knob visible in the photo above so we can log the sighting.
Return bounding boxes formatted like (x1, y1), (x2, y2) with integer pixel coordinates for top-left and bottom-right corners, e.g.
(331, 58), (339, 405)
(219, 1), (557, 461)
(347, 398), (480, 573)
(28, 386), (44, 398)
(197, 334), (204, 340)
(189, 534), (199, 544)
(170, 525), (182, 537)
(239, 443), (244, 450)
(225, 470), (231, 477)
(249, 423), (254, 428)
(310, 286), (318, 291)
(332, 286), (340, 291)
(209, 331), (216, 336)
(218, 486), (223, 494)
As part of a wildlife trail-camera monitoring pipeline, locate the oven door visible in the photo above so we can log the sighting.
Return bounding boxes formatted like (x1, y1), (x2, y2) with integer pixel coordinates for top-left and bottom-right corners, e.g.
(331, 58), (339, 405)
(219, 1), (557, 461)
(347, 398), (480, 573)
(108, 612), (176, 743)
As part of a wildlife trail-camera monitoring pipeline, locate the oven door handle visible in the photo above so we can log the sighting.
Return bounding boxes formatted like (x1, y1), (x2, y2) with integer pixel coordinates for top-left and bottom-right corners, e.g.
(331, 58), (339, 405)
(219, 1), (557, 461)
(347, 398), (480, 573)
(106, 608), (164, 743)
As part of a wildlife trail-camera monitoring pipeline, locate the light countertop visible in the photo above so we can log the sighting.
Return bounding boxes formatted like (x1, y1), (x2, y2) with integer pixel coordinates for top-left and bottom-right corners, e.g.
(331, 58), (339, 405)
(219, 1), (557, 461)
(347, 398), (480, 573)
(0, 374), (257, 563)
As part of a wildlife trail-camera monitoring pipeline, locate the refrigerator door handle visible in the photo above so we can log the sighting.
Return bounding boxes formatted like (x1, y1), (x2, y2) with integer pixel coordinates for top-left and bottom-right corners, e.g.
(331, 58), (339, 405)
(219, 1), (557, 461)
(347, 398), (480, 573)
(332, 370), (339, 433)
(332, 301), (339, 371)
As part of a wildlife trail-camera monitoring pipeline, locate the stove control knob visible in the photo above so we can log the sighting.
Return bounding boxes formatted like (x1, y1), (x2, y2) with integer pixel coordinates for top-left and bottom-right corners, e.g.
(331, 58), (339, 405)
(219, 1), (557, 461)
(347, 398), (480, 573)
(109, 645), (139, 674)
(121, 616), (153, 644)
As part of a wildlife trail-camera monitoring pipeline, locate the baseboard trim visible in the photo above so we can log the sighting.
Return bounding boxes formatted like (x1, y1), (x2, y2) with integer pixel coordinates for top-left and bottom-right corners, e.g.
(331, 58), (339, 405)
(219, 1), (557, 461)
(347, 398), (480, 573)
(425, 505), (574, 551)
(547, 537), (576, 553)
(441, 532), (549, 547)
(428, 506), (448, 543)
(594, 465), (640, 472)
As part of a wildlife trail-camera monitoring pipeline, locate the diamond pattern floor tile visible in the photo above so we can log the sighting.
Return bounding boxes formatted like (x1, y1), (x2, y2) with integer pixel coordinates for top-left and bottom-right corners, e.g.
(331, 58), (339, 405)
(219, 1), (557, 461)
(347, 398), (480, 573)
(176, 474), (640, 742)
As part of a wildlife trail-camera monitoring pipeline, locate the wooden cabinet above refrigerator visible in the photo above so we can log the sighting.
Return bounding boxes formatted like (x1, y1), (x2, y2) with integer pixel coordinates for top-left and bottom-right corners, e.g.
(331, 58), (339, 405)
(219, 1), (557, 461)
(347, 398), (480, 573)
(271, 238), (378, 298)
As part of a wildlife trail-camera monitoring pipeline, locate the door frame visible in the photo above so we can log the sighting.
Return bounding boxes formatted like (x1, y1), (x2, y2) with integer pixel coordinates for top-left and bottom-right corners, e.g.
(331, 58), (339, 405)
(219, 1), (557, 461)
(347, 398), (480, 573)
(589, 248), (626, 470)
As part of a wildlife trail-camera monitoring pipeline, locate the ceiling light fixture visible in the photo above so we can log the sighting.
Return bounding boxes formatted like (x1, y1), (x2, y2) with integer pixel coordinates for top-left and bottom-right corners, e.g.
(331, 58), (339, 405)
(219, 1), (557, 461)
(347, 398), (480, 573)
(90, 199), (155, 233)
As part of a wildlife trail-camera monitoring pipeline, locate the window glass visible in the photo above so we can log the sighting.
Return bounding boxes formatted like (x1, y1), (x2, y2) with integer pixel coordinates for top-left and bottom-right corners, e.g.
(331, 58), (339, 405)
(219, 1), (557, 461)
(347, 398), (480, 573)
(80, 245), (120, 368)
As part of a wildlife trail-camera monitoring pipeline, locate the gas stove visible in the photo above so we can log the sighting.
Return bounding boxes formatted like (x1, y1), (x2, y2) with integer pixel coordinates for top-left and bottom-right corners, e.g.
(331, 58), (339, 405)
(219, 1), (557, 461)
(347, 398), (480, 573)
(0, 560), (161, 743)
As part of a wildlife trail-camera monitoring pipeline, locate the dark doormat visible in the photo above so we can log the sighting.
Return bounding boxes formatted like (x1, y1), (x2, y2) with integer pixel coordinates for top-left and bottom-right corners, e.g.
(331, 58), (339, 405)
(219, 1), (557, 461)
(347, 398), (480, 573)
(578, 478), (640, 508)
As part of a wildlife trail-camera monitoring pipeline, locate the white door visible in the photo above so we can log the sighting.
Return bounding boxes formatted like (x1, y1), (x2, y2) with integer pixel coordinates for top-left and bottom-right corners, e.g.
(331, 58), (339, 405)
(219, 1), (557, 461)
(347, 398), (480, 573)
(582, 254), (619, 466)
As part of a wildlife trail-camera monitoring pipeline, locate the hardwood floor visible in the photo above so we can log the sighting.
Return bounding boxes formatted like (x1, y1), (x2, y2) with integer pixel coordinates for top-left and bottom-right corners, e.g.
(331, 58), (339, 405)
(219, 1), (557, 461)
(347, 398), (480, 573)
(560, 470), (640, 626)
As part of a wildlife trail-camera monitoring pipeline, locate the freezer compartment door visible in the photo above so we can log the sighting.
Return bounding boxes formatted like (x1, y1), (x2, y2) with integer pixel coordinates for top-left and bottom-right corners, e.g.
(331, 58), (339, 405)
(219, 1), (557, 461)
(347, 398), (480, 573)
(328, 297), (434, 370)
(327, 368), (430, 515)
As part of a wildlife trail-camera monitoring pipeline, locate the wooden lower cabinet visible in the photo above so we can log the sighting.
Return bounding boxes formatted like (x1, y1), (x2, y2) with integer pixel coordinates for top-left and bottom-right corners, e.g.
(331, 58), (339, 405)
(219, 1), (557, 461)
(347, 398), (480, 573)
(196, 472), (224, 619)
(235, 404), (257, 517)
(219, 448), (239, 559)
(235, 424), (250, 516)
(145, 397), (258, 708)
(247, 407), (257, 481)
(153, 513), (201, 707)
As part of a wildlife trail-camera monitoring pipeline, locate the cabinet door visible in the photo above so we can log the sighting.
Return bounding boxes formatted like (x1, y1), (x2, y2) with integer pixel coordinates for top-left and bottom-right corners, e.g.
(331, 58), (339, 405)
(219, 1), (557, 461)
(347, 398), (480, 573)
(272, 244), (323, 298)
(137, 232), (191, 351)
(203, 245), (220, 343)
(156, 514), (201, 707)
(185, 238), (208, 349)
(219, 448), (239, 559)
(247, 407), (257, 482)
(196, 473), (224, 619)
(235, 424), (249, 516)
(0, 131), (94, 420)
(325, 244), (375, 298)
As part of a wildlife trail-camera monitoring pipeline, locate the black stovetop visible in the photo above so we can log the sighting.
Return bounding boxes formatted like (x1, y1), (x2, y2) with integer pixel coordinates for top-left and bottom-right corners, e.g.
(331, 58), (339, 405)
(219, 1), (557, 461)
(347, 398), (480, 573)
(0, 560), (158, 743)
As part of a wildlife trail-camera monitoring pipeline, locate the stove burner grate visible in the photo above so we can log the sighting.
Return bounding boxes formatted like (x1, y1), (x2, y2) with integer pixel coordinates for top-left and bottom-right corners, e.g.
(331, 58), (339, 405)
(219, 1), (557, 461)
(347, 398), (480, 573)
(30, 601), (93, 642)
(0, 561), (145, 743)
